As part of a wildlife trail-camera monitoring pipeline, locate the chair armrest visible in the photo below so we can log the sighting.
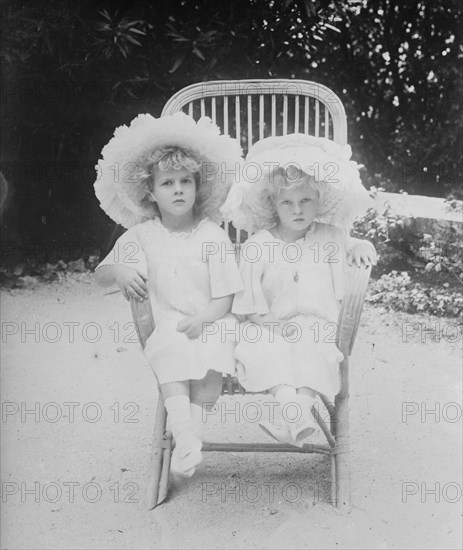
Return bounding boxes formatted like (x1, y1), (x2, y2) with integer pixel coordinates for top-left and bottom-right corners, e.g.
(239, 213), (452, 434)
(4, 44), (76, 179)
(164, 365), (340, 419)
(336, 263), (372, 357)
(130, 295), (156, 350)
(128, 263), (370, 357)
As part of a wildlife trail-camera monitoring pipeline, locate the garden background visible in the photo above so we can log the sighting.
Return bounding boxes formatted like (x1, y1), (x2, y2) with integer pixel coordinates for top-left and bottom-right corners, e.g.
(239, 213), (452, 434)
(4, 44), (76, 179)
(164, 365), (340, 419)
(1, 0), (462, 314)
(1, 3), (462, 548)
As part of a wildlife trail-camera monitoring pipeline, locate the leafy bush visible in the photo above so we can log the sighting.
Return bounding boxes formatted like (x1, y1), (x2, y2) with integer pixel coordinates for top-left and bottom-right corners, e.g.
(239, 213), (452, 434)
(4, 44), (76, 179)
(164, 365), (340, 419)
(367, 271), (463, 318)
(417, 233), (463, 283)
(352, 187), (463, 317)
(2, 0), (462, 252)
(352, 187), (409, 270)
(0, 256), (99, 288)
(353, 187), (463, 281)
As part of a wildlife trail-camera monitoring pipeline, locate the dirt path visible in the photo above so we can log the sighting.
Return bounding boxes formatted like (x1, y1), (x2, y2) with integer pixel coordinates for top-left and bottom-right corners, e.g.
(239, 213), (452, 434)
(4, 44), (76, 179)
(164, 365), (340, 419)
(1, 274), (462, 549)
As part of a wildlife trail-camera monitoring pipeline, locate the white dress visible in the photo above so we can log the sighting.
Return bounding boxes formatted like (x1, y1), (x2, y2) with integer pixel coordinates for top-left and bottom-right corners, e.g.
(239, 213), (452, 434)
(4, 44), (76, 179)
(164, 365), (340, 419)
(98, 217), (243, 384)
(232, 222), (348, 399)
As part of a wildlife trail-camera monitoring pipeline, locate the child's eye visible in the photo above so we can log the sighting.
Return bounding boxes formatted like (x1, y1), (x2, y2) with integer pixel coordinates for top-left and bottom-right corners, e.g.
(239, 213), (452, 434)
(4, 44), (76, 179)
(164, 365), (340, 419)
(301, 198), (312, 203)
(182, 178), (193, 184)
(161, 180), (172, 186)
(282, 200), (292, 206)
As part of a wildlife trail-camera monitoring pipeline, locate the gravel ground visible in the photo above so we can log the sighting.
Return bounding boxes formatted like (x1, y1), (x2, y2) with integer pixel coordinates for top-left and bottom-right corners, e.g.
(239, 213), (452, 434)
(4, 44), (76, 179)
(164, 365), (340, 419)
(1, 273), (462, 549)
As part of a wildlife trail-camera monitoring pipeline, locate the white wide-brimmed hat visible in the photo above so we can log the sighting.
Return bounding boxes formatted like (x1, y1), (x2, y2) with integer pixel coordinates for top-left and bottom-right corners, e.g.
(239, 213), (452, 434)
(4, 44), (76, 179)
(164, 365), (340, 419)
(221, 134), (373, 233)
(94, 112), (242, 228)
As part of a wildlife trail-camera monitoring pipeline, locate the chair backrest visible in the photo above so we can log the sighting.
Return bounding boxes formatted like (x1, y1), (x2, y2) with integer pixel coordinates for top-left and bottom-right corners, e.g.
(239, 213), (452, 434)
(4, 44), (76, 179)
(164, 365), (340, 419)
(157, 81), (367, 358)
(162, 79), (348, 243)
(162, 79), (347, 154)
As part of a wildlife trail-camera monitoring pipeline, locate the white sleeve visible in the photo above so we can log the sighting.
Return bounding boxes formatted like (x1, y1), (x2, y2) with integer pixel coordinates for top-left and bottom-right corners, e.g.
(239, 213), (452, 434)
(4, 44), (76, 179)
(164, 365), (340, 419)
(96, 225), (148, 277)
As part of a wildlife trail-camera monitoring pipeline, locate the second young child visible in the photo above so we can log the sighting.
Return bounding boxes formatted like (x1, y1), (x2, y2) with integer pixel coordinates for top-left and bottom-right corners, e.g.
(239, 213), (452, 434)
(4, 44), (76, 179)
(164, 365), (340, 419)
(221, 134), (376, 447)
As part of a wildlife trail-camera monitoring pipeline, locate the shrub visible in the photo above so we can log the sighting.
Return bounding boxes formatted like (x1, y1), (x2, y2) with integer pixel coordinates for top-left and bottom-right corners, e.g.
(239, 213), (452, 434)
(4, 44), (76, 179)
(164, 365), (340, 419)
(367, 271), (463, 318)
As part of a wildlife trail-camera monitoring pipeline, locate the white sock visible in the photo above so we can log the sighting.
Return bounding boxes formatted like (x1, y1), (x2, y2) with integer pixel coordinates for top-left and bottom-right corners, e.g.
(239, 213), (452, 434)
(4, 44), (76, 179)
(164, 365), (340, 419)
(164, 396), (203, 477)
(270, 386), (296, 425)
(164, 395), (192, 440)
(290, 394), (317, 446)
(295, 394), (316, 423)
(190, 403), (204, 439)
(272, 385), (297, 409)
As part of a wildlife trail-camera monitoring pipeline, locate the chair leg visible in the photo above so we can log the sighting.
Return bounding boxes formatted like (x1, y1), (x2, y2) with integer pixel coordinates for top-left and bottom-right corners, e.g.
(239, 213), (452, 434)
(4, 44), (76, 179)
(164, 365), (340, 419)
(330, 454), (337, 506)
(329, 397), (338, 507)
(333, 392), (351, 512)
(158, 432), (172, 504)
(146, 397), (169, 510)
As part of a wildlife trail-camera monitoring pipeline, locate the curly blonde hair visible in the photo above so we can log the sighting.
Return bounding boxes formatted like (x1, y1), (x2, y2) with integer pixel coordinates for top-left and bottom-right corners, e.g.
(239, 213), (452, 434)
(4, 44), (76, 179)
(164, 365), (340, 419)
(222, 134), (371, 233)
(139, 147), (201, 189)
(255, 164), (328, 228)
(137, 147), (203, 216)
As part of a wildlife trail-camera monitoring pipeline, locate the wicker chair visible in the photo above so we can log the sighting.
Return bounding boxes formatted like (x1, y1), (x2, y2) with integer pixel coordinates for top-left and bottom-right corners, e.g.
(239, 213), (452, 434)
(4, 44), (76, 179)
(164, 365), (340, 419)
(129, 79), (372, 512)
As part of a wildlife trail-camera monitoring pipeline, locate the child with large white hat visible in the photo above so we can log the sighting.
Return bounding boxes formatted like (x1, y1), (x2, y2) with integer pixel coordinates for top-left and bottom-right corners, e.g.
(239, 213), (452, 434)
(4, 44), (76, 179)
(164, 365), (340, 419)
(221, 134), (376, 446)
(94, 112), (244, 476)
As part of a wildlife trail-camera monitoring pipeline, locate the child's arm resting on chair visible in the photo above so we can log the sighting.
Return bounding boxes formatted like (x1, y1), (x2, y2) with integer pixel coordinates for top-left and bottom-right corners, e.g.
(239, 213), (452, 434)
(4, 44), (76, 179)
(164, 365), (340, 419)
(95, 264), (148, 301)
(345, 233), (377, 267)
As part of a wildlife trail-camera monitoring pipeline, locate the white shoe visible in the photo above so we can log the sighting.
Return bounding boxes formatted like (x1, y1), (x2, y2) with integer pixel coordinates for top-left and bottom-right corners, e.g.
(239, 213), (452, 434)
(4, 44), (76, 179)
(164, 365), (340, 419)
(289, 414), (317, 447)
(259, 420), (294, 444)
(171, 432), (203, 477)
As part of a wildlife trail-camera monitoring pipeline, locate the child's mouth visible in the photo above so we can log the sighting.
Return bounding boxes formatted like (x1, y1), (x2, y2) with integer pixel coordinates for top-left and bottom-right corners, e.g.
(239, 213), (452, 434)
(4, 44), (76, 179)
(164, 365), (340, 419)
(173, 199), (185, 204)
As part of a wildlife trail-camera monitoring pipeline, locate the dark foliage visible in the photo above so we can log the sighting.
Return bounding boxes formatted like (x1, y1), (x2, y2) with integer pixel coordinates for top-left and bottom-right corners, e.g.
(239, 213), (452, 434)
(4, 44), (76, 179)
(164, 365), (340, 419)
(1, 0), (462, 257)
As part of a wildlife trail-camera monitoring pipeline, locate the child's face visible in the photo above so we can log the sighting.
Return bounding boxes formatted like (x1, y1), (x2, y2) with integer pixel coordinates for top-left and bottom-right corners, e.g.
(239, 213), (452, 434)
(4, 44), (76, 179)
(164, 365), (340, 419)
(151, 166), (197, 218)
(273, 182), (319, 232)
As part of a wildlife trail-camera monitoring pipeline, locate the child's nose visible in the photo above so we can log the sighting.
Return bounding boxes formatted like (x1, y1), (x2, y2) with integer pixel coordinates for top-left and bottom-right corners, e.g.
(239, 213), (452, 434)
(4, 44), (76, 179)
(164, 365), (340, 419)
(173, 181), (183, 193)
(294, 203), (303, 214)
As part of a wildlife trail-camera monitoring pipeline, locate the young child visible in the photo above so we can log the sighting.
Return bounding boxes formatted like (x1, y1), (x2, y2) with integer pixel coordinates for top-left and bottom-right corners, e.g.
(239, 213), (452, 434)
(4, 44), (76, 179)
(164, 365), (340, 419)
(94, 112), (243, 476)
(221, 134), (376, 447)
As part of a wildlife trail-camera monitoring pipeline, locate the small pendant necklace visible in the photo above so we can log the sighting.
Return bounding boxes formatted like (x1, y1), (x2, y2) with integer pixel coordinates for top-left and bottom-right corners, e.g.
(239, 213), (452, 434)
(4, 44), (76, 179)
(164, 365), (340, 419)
(275, 226), (299, 283)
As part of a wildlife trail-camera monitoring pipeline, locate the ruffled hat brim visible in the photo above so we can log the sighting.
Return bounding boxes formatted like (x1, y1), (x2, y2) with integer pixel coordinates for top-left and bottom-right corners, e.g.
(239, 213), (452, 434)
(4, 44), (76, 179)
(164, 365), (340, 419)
(221, 134), (373, 232)
(94, 112), (243, 228)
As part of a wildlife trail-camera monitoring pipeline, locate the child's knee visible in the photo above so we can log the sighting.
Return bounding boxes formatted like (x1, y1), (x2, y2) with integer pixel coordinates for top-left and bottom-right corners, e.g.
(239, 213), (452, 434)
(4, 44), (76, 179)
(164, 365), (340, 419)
(161, 381), (190, 399)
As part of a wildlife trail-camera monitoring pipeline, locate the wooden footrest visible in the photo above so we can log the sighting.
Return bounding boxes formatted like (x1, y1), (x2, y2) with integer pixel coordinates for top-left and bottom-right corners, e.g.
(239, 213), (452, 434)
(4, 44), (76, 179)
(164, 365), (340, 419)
(221, 375), (247, 395)
(202, 442), (331, 454)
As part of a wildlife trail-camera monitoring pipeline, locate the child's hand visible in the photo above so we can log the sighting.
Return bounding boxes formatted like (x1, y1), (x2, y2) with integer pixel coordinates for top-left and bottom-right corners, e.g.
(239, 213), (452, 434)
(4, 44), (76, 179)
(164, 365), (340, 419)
(348, 241), (377, 267)
(261, 319), (298, 338)
(177, 316), (205, 340)
(113, 265), (149, 301)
